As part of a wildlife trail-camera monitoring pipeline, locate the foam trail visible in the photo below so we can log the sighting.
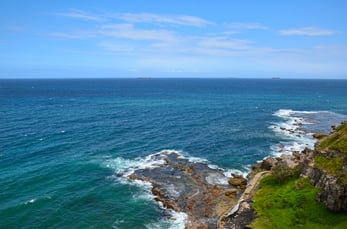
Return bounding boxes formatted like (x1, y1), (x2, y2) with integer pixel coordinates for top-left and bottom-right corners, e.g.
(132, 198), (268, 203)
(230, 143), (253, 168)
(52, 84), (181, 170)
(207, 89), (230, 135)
(104, 149), (249, 228)
(269, 109), (346, 157)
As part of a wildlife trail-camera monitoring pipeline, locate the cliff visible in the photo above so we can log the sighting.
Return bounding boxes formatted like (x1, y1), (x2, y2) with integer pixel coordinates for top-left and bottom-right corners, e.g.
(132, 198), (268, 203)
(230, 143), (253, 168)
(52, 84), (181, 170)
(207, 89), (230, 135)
(303, 121), (347, 211)
(123, 122), (347, 228)
(226, 121), (347, 228)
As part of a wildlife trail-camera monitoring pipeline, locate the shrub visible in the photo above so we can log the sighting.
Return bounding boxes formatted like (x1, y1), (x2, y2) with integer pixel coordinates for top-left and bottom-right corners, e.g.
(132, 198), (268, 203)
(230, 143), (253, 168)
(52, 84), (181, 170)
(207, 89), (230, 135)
(271, 162), (295, 184)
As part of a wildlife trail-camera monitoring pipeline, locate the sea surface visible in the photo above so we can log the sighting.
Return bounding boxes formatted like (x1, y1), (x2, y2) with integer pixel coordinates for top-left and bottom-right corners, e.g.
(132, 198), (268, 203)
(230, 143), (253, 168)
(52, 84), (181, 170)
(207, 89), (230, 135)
(1, 78), (347, 228)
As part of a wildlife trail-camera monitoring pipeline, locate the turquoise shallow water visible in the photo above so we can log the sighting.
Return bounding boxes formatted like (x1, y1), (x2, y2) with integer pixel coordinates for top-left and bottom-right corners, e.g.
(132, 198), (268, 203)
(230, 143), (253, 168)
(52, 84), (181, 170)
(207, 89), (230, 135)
(1, 78), (347, 228)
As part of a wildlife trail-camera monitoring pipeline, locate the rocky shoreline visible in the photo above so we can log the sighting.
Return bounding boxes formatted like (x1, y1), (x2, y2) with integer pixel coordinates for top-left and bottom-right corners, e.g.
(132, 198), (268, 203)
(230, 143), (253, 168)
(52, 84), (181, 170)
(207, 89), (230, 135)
(127, 151), (247, 228)
(125, 121), (347, 228)
(220, 121), (347, 228)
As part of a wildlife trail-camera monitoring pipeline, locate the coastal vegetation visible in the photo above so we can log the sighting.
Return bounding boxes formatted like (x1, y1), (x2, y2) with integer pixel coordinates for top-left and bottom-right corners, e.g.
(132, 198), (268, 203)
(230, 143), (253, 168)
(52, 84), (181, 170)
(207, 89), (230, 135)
(251, 175), (347, 229)
(315, 121), (347, 182)
(250, 121), (347, 229)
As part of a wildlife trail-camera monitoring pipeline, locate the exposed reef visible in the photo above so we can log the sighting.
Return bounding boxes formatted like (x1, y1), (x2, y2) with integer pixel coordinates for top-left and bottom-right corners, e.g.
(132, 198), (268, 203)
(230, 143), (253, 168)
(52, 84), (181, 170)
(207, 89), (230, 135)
(127, 151), (247, 228)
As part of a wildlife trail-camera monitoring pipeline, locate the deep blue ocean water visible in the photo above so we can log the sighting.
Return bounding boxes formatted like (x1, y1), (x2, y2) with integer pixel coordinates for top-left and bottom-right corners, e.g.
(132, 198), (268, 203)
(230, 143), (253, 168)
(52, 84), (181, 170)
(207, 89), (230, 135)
(1, 78), (347, 228)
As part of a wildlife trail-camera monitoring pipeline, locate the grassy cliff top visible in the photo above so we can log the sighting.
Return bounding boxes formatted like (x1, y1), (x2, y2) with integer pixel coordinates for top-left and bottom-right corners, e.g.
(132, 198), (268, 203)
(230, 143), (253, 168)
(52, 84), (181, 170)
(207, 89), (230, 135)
(315, 121), (347, 182)
(251, 176), (347, 229)
(317, 121), (347, 154)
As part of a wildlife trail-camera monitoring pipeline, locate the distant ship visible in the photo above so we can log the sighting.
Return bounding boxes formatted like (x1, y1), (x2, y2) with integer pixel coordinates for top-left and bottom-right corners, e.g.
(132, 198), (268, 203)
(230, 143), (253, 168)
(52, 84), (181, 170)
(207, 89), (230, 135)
(271, 77), (281, 80)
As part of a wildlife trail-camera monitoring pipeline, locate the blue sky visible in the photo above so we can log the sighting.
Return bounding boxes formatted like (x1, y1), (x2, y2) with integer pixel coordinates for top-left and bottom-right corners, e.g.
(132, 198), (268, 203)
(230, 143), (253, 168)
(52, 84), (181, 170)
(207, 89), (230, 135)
(1, 0), (346, 78)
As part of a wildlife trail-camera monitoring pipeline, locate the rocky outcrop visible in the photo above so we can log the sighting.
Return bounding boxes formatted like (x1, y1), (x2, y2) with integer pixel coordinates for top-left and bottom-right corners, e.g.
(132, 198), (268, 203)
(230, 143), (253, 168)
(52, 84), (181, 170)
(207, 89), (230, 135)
(228, 174), (247, 189)
(301, 121), (347, 212)
(312, 133), (327, 139)
(303, 164), (347, 211)
(218, 171), (270, 229)
(126, 151), (247, 229)
(123, 121), (347, 228)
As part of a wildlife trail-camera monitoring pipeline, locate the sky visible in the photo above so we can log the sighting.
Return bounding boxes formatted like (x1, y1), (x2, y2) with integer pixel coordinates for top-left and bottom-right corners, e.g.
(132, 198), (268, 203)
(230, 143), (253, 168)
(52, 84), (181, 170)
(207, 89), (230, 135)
(1, 0), (347, 78)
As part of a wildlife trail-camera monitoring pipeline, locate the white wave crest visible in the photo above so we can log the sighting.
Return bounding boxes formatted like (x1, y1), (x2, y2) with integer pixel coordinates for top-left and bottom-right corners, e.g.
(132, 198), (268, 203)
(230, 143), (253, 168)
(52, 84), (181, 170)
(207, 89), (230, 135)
(270, 109), (321, 157)
(103, 149), (251, 228)
(145, 210), (187, 229)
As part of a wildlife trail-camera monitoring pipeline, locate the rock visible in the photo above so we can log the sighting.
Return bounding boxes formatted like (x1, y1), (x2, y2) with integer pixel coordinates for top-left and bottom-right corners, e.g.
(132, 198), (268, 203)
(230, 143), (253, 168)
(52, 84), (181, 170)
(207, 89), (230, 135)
(163, 200), (179, 211)
(128, 174), (136, 180)
(123, 151), (243, 228)
(293, 151), (300, 160)
(302, 153), (347, 212)
(301, 121), (347, 212)
(152, 186), (164, 197)
(303, 163), (347, 212)
(312, 133), (327, 139)
(261, 157), (278, 170)
(225, 189), (237, 198)
(228, 177), (247, 186)
(279, 154), (298, 169)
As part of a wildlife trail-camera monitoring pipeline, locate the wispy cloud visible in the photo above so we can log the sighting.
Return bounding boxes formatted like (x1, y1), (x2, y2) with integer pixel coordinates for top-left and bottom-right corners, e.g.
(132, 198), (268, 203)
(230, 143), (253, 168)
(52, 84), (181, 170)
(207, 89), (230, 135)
(57, 10), (212, 27)
(112, 13), (213, 27)
(227, 22), (268, 30)
(56, 9), (104, 22)
(49, 31), (95, 39)
(279, 27), (336, 36)
(198, 37), (251, 50)
(98, 42), (135, 52)
(99, 24), (177, 42)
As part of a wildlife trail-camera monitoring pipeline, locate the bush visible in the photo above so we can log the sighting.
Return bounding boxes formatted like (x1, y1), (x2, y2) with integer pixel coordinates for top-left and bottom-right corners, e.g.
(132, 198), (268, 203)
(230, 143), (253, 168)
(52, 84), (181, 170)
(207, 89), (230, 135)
(271, 162), (295, 184)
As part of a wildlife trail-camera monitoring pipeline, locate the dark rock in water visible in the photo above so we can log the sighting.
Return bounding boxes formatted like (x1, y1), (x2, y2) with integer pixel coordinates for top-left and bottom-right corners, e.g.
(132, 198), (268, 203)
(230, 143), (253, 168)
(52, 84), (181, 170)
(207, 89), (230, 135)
(125, 151), (245, 228)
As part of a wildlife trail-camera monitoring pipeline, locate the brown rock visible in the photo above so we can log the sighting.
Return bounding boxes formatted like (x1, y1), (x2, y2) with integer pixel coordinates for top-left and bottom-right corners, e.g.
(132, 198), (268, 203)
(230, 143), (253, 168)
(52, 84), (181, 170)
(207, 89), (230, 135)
(210, 186), (223, 196)
(312, 133), (327, 139)
(152, 186), (164, 197)
(225, 189), (237, 198)
(163, 200), (179, 211)
(293, 151), (300, 159)
(231, 173), (242, 179)
(228, 177), (247, 186)
(128, 174), (136, 180)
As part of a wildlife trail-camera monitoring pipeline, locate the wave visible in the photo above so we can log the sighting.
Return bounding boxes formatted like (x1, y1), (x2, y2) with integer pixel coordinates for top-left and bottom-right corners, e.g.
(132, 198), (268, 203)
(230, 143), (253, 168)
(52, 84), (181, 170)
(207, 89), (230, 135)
(269, 109), (346, 157)
(104, 149), (247, 228)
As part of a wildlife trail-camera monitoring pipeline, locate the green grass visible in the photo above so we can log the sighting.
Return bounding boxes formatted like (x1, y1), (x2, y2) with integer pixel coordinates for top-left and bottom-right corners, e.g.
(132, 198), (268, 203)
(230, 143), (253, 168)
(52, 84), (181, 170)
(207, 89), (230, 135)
(315, 121), (347, 182)
(315, 155), (344, 175)
(251, 175), (347, 229)
(318, 122), (347, 154)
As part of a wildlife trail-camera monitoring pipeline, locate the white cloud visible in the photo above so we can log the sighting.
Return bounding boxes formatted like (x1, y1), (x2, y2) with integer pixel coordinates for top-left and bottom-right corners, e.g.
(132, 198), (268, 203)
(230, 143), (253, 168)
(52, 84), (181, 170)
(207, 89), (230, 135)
(49, 31), (94, 39)
(227, 22), (268, 30)
(198, 37), (251, 50)
(112, 13), (213, 27)
(279, 27), (336, 36)
(98, 24), (177, 42)
(98, 42), (135, 52)
(56, 9), (104, 22)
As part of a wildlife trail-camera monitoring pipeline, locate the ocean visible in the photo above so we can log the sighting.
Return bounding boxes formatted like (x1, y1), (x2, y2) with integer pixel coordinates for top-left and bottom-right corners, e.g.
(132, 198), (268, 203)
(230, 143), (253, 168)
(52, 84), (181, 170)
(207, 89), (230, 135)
(1, 78), (347, 228)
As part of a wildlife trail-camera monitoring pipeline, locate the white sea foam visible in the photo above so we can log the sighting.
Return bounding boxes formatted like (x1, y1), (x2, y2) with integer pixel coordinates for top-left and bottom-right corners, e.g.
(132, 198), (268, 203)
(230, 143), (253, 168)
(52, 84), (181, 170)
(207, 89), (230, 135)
(224, 167), (250, 179)
(145, 210), (187, 229)
(105, 149), (248, 228)
(270, 109), (321, 157)
(206, 172), (229, 185)
(24, 198), (36, 205)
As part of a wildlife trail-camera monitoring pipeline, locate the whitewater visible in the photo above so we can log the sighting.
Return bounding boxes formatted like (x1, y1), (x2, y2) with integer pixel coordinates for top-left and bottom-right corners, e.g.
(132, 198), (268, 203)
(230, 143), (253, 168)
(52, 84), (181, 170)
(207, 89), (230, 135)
(1, 78), (347, 228)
